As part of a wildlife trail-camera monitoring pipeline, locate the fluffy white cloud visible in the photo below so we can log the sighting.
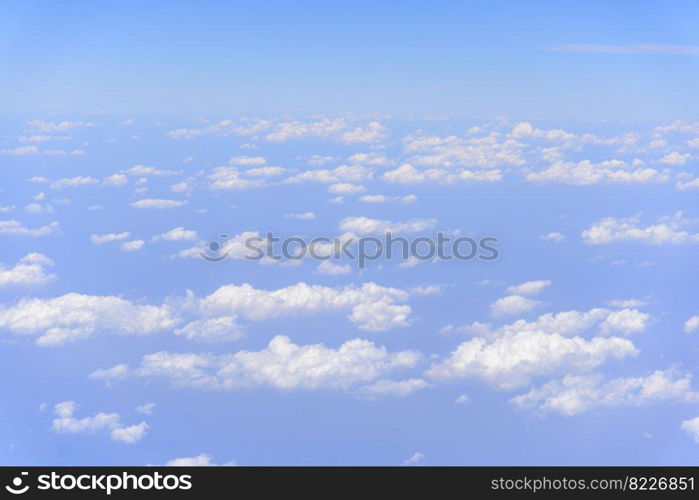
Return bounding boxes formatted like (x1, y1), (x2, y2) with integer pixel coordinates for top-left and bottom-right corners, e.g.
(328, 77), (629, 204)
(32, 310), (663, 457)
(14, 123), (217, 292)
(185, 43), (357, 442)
(382, 164), (502, 185)
(316, 261), (351, 275)
(265, 118), (348, 142)
(137, 335), (422, 391)
(0, 293), (179, 345)
(284, 212), (316, 220)
(52, 401), (148, 444)
(359, 194), (417, 204)
(125, 165), (178, 177)
(120, 240), (145, 252)
(660, 151), (690, 165)
(164, 454), (235, 466)
(207, 166), (264, 190)
(425, 308), (644, 389)
(285, 164), (373, 184)
(526, 160), (668, 185)
(0, 253), (56, 287)
(582, 212), (699, 245)
(340, 121), (387, 144)
(195, 282), (413, 332)
(356, 378), (430, 397)
(328, 183), (366, 194)
(130, 199), (188, 209)
(0, 220), (59, 236)
(490, 295), (542, 317)
(90, 232), (131, 245)
(28, 120), (92, 132)
(681, 417), (699, 443)
(50, 176), (100, 190)
(24, 203), (54, 214)
(506, 280), (551, 296)
(174, 316), (244, 343)
(103, 173), (128, 186)
(685, 315), (699, 334)
(338, 216), (436, 235)
(511, 369), (699, 416)
(152, 227), (198, 242)
(89, 364), (129, 381)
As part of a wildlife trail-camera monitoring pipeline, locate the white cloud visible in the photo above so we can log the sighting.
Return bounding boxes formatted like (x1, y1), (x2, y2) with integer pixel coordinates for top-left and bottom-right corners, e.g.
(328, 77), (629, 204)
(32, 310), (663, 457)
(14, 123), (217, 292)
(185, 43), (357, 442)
(207, 166), (264, 190)
(120, 240), (145, 252)
(582, 212), (699, 245)
(50, 176), (100, 190)
(511, 369), (699, 416)
(328, 183), (366, 194)
(490, 295), (542, 317)
(103, 173), (128, 186)
(125, 165), (178, 177)
(681, 417), (699, 443)
(403, 452), (425, 465)
(285, 165), (373, 184)
(265, 118), (347, 142)
(660, 151), (690, 165)
(131, 199), (188, 209)
(607, 299), (648, 309)
(526, 160), (668, 185)
(136, 403), (156, 415)
(338, 216), (436, 235)
(196, 282), (414, 332)
(359, 194), (417, 204)
(684, 315), (699, 334)
(0, 253), (56, 287)
(24, 203), (54, 214)
(426, 308), (642, 390)
(540, 232), (565, 242)
(137, 335), (422, 391)
(28, 120), (92, 132)
(383, 164), (502, 185)
(347, 152), (393, 166)
(506, 280), (551, 296)
(228, 156), (267, 166)
(676, 177), (699, 191)
(152, 227), (198, 242)
(340, 121), (387, 144)
(51, 401), (148, 444)
(0, 220), (59, 236)
(174, 316), (244, 343)
(89, 364), (129, 381)
(0, 293), (179, 346)
(90, 232), (131, 245)
(316, 261), (351, 275)
(284, 212), (316, 220)
(356, 378), (430, 397)
(164, 453), (236, 466)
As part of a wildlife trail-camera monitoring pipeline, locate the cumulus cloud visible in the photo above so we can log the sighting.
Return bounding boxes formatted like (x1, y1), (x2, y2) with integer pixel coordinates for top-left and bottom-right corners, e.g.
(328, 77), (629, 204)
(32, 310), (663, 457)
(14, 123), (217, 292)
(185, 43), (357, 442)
(51, 401), (148, 444)
(136, 335), (422, 391)
(0, 253), (56, 287)
(285, 165), (373, 184)
(356, 378), (430, 397)
(165, 454), (235, 466)
(50, 176), (100, 190)
(526, 160), (668, 185)
(511, 369), (699, 416)
(195, 282), (414, 332)
(90, 232), (131, 245)
(582, 212), (699, 245)
(0, 293), (179, 346)
(425, 308), (644, 389)
(152, 227), (198, 242)
(382, 164), (502, 185)
(131, 199), (188, 209)
(506, 280), (551, 296)
(338, 216), (436, 235)
(0, 220), (59, 236)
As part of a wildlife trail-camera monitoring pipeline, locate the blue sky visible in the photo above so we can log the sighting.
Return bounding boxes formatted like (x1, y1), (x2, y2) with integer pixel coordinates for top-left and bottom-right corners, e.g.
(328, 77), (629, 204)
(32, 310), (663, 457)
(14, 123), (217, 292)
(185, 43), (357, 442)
(1, 1), (699, 466)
